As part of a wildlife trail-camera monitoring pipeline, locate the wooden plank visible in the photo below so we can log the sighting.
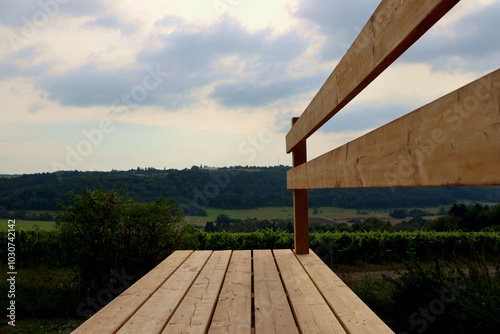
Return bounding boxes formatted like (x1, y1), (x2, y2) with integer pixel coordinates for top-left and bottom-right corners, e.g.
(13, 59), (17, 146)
(286, 0), (460, 153)
(72, 250), (193, 334)
(208, 250), (252, 334)
(253, 250), (299, 334)
(291, 118), (310, 254)
(297, 250), (394, 334)
(273, 249), (346, 334)
(117, 251), (212, 334)
(162, 250), (232, 334)
(288, 69), (500, 189)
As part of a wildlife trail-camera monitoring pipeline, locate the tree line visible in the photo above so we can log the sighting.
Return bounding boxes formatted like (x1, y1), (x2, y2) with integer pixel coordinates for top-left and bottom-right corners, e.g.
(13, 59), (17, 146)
(1, 166), (500, 214)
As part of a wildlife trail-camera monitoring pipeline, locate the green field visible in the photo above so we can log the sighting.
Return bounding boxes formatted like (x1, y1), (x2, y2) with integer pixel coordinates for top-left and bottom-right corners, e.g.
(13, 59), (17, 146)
(184, 206), (360, 223)
(0, 219), (56, 230)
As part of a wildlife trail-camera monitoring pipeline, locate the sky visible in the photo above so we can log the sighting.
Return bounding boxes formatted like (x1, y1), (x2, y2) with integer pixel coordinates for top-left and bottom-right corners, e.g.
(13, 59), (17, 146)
(1, 0), (499, 174)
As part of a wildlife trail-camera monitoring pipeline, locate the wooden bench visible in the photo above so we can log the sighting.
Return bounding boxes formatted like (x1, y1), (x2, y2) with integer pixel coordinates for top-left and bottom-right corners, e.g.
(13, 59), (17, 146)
(72, 249), (393, 333)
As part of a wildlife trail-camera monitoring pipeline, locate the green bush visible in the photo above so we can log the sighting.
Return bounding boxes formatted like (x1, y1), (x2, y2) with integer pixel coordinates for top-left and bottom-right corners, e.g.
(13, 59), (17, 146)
(353, 259), (500, 333)
(55, 189), (185, 295)
(0, 266), (80, 317)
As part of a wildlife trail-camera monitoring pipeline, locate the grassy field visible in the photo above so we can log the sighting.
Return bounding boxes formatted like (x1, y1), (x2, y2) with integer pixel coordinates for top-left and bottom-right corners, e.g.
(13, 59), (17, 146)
(185, 206), (360, 224)
(0, 219), (56, 231)
(1, 203), (456, 229)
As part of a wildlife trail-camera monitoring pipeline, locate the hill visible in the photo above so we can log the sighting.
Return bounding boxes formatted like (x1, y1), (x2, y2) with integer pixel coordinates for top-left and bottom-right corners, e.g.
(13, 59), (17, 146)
(1, 166), (499, 215)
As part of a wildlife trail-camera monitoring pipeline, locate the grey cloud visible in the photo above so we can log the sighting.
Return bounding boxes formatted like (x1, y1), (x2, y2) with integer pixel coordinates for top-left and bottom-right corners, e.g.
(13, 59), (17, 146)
(0, 0), (105, 28)
(321, 103), (414, 133)
(0, 62), (22, 79)
(34, 17), (315, 110)
(27, 103), (43, 114)
(296, 0), (378, 61)
(83, 14), (136, 35)
(399, 2), (500, 72)
(0, 61), (49, 80)
(37, 63), (146, 107)
(9, 47), (36, 60)
(297, 0), (500, 73)
(209, 72), (328, 108)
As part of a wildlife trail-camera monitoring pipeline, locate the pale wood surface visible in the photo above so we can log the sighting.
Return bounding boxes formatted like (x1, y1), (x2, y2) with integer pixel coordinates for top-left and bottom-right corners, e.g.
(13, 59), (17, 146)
(72, 250), (193, 334)
(73, 249), (396, 333)
(273, 249), (347, 334)
(286, 0), (460, 153)
(163, 250), (232, 334)
(288, 69), (500, 189)
(297, 250), (394, 334)
(116, 251), (212, 334)
(253, 250), (299, 334)
(208, 250), (252, 334)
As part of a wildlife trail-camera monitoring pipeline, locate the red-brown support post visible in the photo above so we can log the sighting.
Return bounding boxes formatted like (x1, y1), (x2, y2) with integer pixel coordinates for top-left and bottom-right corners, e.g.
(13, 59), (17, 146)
(291, 117), (309, 254)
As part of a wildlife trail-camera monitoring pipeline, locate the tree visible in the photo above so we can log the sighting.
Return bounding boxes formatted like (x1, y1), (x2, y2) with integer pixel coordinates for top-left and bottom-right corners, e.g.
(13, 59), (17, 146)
(390, 209), (408, 219)
(204, 221), (216, 233)
(56, 188), (130, 294)
(56, 188), (184, 295)
(448, 203), (467, 218)
(459, 203), (486, 231)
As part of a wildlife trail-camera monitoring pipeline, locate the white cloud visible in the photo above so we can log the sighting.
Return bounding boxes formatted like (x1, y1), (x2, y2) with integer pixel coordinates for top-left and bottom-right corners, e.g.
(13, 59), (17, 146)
(0, 0), (498, 174)
(213, 55), (252, 77)
(348, 63), (479, 109)
(0, 77), (106, 124)
(307, 129), (374, 161)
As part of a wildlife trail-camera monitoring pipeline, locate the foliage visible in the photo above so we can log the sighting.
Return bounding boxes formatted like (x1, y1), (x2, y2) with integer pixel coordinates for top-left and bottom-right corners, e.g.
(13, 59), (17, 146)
(3, 229), (500, 271)
(390, 208), (433, 219)
(55, 188), (184, 295)
(1, 167), (500, 212)
(0, 228), (63, 268)
(425, 203), (500, 232)
(354, 258), (500, 333)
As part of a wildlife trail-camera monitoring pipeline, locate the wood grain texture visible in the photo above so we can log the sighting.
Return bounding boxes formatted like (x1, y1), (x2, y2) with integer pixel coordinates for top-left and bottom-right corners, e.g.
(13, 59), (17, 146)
(72, 250), (193, 334)
(208, 250), (252, 334)
(273, 249), (346, 334)
(254, 250), (299, 334)
(117, 251), (212, 334)
(288, 69), (500, 189)
(286, 0), (460, 153)
(297, 250), (394, 334)
(163, 250), (232, 334)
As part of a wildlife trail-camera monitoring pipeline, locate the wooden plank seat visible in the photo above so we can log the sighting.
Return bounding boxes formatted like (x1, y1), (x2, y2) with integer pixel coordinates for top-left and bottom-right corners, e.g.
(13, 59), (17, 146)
(73, 249), (393, 334)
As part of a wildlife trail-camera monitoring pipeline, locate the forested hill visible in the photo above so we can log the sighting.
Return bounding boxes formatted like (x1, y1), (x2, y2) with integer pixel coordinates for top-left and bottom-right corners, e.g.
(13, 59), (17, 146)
(1, 166), (500, 213)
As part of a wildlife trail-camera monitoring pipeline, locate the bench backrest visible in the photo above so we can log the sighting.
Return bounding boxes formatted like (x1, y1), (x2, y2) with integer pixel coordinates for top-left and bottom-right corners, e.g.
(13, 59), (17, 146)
(286, 0), (500, 254)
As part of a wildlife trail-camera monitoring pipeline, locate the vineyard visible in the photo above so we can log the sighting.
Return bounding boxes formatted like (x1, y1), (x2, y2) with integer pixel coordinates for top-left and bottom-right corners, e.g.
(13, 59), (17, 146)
(2, 229), (499, 268)
(1, 228), (499, 333)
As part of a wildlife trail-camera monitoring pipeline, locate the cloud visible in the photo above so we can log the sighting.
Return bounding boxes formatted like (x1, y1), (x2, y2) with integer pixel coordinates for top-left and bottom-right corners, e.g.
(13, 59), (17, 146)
(31, 17), (319, 110)
(209, 74), (325, 107)
(295, 0), (377, 61)
(1, 0), (498, 174)
(307, 129), (374, 161)
(399, 1), (500, 73)
(27, 103), (43, 114)
(83, 14), (136, 35)
(296, 0), (500, 74)
(0, 0), (105, 28)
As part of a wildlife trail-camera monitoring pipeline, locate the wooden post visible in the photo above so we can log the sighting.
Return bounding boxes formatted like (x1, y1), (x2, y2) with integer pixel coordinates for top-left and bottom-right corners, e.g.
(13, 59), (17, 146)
(291, 117), (309, 254)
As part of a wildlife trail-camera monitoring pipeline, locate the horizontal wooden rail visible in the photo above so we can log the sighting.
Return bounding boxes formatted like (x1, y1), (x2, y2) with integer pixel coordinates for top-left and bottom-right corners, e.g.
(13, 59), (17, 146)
(286, 0), (460, 153)
(288, 69), (500, 189)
